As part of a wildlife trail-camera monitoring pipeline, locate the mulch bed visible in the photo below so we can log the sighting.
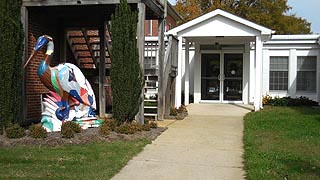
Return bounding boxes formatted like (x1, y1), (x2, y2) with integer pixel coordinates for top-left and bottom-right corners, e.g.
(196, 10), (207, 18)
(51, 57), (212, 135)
(0, 127), (167, 148)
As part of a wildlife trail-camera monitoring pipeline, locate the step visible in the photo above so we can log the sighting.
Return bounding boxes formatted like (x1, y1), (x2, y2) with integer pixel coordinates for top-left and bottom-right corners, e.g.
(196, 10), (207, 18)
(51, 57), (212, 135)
(144, 106), (157, 109)
(144, 99), (157, 102)
(145, 80), (158, 83)
(144, 113), (158, 120)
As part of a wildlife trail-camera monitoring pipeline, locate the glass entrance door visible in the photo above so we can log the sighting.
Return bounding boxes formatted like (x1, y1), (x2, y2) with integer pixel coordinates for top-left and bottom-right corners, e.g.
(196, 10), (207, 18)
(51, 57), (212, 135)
(201, 54), (221, 100)
(201, 53), (243, 102)
(223, 54), (243, 101)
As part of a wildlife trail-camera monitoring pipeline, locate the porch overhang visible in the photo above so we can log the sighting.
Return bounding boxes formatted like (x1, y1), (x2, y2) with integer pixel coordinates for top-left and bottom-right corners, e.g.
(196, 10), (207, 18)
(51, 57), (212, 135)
(167, 9), (273, 111)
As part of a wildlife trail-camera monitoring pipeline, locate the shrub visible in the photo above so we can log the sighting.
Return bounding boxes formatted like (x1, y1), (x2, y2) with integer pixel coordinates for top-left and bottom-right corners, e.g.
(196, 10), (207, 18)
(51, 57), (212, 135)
(130, 122), (142, 132)
(99, 122), (110, 136)
(149, 121), (158, 128)
(61, 121), (81, 133)
(144, 119), (150, 125)
(287, 96), (318, 106)
(110, 0), (144, 123)
(29, 124), (47, 138)
(143, 124), (152, 131)
(263, 95), (318, 107)
(61, 127), (74, 138)
(262, 95), (272, 105)
(269, 96), (288, 106)
(177, 105), (187, 113)
(170, 106), (178, 116)
(5, 124), (26, 139)
(104, 119), (118, 131)
(115, 123), (137, 134)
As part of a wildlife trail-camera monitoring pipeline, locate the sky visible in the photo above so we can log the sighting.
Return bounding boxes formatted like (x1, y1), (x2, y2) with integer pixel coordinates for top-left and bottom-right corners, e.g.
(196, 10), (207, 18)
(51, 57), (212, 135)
(287, 0), (320, 34)
(167, 0), (320, 34)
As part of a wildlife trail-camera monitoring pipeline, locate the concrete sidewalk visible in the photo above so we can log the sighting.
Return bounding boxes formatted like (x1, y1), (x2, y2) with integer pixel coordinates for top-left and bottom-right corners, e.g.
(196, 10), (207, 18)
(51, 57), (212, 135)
(111, 104), (252, 180)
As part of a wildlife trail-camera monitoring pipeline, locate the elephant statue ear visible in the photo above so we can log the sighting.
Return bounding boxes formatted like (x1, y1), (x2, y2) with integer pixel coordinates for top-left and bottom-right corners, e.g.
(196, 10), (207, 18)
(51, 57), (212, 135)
(34, 35), (49, 51)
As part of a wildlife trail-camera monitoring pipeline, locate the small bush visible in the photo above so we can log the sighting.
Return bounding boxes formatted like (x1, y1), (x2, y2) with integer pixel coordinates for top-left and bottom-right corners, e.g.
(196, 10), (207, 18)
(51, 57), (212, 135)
(141, 124), (151, 131)
(61, 127), (74, 138)
(5, 124), (26, 139)
(262, 95), (272, 105)
(29, 124), (47, 138)
(263, 95), (318, 107)
(170, 106), (178, 116)
(99, 122), (110, 136)
(61, 121), (81, 133)
(130, 122), (142, 132)
(287, 96), (319, 106)
(149, 121), (158, 128)
(144, 119), (150, 125)
(115, 123), (137, 134)
(104, 119), (118, 131)
(177, 105), (187, 113)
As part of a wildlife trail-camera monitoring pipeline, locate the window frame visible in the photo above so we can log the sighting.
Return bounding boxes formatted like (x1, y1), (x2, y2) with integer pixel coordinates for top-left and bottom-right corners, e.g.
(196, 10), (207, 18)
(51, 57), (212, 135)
(296, 56), (317, 93)
(269, 56), (289, 91)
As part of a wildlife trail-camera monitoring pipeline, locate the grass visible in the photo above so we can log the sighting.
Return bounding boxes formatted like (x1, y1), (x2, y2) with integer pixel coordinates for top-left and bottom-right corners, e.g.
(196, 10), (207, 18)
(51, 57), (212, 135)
(244, 106), (320, 180)
(0, 139), (150, 180)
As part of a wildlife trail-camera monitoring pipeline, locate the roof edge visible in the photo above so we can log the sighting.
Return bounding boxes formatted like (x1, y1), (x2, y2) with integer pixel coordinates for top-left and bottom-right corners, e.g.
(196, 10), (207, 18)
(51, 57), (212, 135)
(167, 9), (274, 36)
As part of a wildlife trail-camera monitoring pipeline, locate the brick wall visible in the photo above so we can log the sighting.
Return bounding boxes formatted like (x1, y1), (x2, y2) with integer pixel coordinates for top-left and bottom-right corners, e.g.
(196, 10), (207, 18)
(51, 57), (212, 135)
(25, 9), (58, 120)
(144, 14), (178, 36)
(165, 14), (177, 31)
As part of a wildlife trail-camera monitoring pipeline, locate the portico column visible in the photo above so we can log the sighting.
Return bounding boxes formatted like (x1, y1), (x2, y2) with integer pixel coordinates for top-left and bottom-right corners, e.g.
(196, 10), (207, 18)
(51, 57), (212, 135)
(254, 36), (263, 111)
(184, 39), (189, 105)
(175, 36), (183, 108)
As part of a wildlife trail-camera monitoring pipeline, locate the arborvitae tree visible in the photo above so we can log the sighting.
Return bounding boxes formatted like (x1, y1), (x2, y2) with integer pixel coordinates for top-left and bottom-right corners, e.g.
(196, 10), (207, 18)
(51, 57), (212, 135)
(0, 0), (24, 131)
(110, 0), (144, 123)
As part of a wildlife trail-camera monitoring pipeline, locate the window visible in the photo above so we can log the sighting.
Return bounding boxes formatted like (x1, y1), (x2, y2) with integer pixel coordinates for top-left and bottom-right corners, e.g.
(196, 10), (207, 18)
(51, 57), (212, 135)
(269, 56), (288, 90)
(297, 56), (317, 92)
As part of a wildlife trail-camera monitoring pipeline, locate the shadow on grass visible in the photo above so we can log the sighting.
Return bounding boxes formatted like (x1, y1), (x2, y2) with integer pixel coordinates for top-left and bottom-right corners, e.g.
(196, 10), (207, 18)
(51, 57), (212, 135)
(279, 158), (320, 179)
(286, 106), (320, 115)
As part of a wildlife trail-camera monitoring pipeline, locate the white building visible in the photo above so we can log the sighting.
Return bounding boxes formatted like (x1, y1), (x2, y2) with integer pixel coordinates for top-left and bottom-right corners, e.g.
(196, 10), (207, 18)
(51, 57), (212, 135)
(166, 9), (320, 111)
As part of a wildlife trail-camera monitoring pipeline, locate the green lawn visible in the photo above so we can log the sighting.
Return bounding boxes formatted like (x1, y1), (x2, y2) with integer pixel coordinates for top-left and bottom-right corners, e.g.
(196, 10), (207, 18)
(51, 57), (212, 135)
(0, 139), (150, 180)
(244, 106), (320, 179)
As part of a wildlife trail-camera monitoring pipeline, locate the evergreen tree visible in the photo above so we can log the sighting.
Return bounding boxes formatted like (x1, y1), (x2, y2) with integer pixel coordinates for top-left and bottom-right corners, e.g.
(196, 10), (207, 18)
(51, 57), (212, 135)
(0, 0), (24, 131)
(110, 0), (144, 123)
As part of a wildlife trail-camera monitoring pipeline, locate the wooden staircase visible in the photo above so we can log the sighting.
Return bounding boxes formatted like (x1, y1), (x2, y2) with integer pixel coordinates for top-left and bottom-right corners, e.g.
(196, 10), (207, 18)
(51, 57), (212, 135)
(143, 41), (159, 120)
(66, 28), (112, 69)
(67, 28), (166, 120)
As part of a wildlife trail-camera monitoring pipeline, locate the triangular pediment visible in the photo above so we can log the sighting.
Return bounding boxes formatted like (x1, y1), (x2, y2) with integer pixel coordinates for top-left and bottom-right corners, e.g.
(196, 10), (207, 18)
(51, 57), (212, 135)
(168, 9), (273, 37)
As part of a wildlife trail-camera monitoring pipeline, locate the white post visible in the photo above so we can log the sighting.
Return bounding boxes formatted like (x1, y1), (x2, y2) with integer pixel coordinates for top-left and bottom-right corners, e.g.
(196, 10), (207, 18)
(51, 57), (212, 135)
(262, 49), (269, 95)
(243, 42), (250, 104)
(289, 49), (297, 97)
(254, 36), (263, 111)
(184, 39), (190, 105)
(175, 36), (183, 108)
(194, 42), (201, 103)
(249, 44), (255, 104)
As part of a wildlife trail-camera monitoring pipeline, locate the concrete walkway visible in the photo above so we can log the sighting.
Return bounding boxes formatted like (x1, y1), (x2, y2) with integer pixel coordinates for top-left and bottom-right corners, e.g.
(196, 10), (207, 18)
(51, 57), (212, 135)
(111, 104), (252, 180)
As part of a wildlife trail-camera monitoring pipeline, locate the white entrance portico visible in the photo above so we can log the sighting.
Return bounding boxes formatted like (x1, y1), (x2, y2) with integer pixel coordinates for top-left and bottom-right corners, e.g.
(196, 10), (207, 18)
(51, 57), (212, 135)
(167, 9), (274, 111)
